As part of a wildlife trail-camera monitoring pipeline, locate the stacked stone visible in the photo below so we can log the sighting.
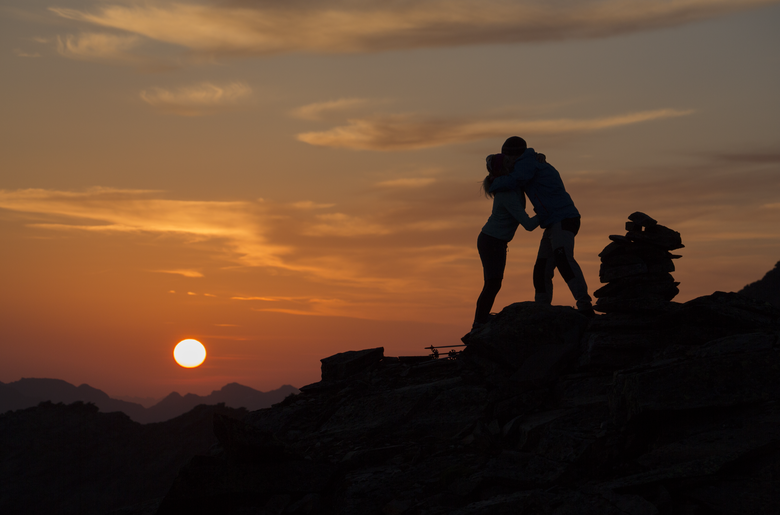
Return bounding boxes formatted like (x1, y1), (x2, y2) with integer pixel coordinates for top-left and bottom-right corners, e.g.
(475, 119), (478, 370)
(594, 212), (684, 313)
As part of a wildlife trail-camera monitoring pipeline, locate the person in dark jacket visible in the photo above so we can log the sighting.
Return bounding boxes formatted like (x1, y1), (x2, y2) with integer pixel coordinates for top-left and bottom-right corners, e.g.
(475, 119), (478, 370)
(488, 136), (594, 317)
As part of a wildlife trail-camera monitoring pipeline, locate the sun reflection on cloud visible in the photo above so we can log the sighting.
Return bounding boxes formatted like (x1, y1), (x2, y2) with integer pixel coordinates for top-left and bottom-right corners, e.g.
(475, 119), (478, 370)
(297, 109), (694, 151)
(0, 187), (289, 269)
(49, 1), (774, 59)
(154, 269), (204, 278)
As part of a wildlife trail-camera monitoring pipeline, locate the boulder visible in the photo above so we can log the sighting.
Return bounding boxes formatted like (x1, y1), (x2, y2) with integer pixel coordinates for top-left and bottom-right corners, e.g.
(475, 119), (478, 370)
(319, 347), (384, 382)
(462, 302), (589, 377)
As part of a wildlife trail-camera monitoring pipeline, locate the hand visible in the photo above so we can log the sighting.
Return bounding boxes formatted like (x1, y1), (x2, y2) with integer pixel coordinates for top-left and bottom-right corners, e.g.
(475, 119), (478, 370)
(535, 153), (547, 164)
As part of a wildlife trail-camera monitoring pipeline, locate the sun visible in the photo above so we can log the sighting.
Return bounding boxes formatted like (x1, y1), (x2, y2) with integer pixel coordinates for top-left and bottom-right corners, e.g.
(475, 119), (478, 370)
(173, 339), (207, 368)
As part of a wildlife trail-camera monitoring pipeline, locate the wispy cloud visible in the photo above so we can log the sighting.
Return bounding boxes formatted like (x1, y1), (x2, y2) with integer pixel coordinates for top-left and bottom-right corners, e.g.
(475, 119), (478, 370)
(50, 1), (775, 60)
(376, 178), (438, 188)
(291, 98), (371, 120)
(303, 213), (395, 237)
(0, 187), (287, 268)
(14, 49), (41, 58)
(290, 201), (337, 210)
(297, 109), (694, 151)
(140, 81), (253, 116)
(153, 269), (204, 278)
(56, 32), (143, 63)
(716, 152), (780, 164)
(0, 187), (474, 297)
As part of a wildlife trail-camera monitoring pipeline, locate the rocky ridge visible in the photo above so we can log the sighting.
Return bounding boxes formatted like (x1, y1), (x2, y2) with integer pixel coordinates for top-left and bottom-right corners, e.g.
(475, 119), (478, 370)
(157, 291), (780, 515)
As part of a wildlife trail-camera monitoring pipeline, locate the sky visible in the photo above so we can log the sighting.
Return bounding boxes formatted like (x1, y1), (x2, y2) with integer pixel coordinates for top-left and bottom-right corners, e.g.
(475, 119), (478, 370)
(2, 0), (779, 400)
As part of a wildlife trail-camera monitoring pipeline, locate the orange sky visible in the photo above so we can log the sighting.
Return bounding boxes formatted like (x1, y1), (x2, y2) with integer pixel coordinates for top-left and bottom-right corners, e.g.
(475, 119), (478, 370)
(2, 0), (779, 399)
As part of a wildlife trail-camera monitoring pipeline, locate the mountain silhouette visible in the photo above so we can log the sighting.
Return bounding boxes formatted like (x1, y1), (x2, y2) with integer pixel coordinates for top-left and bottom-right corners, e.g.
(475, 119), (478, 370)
(739, 259), (780, 309)
(0, 401), (247, 515)
(0, 378), (298, 424)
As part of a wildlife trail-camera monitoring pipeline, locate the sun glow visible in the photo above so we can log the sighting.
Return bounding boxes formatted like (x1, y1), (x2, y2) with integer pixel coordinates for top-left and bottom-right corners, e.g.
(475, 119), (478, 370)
(173, 339), (207, 368)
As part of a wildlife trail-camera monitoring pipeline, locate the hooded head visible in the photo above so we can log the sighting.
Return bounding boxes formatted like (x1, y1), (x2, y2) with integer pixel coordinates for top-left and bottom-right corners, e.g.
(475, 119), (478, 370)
(501, 136), (527, 156)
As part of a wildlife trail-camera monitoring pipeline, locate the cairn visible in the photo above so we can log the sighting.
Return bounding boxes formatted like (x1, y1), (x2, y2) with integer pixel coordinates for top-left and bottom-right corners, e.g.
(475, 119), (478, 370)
(594, 212), (684, 313)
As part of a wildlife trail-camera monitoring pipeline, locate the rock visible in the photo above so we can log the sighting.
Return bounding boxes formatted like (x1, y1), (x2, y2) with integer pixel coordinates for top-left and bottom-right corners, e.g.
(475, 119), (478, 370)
(610, 332), (780, 422)
(320, 347), (384, 382)
(212, 414), (296, 463)
(596, 214), (683, 313)
(739, 259), (780, 309)
(627, 211), (657, 228)
(461, 302), (589, 374)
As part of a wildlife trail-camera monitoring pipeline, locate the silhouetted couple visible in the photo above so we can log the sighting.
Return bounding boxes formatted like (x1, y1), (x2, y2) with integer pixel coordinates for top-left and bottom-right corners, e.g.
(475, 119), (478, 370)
(467, 136), (594, 338)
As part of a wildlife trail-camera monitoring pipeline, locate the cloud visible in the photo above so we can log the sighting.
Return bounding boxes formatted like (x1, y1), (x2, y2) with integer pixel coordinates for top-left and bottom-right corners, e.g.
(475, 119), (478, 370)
(291, 98), (371, 120)
(14, 49), (41, 58)
(154, 269), (204, 278)
(140, 81), (253, 116)
(716, 152), (780, 164)
(376, 178), (438, 188)
(290, 201), (337, 209)
(0, 187), (471, 296)
(50, 0), (775, 60)
(230, 295), (356, 317)
(297, 108), (694, 151)
(303, 213), (394, 237)
(56, 32), (144, 63)
(0, 187), (287, 268)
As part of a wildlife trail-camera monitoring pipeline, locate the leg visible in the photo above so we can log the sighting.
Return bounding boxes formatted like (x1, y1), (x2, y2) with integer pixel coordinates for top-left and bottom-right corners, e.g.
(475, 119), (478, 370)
(474, 232), (508, 326)
(533, 227), (555, 305)
(550, 217), (592, 311)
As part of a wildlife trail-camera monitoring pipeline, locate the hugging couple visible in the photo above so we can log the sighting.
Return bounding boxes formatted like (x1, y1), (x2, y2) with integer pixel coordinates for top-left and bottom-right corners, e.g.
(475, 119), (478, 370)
(466, 136), (595, 340)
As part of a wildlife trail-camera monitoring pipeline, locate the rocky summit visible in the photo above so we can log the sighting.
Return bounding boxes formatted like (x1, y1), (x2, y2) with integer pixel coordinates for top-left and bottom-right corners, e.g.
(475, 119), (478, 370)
(157, 291), (780, 515)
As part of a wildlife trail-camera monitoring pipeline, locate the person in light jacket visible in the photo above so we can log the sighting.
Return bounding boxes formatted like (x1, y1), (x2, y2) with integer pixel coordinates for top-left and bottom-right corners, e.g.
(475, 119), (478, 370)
(467, 152), (539, 336)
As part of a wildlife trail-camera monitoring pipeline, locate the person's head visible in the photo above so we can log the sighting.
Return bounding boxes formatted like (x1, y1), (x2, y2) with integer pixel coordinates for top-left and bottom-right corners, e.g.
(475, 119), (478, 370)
(482, 154), (508, 197)
(501, 136), (527, 156)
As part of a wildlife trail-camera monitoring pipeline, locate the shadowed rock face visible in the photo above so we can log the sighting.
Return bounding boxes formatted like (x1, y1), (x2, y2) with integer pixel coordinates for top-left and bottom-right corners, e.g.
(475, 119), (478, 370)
(739, 260), (780, 309)
(0, 402), (247, 515)
(156, 292), (780, 515)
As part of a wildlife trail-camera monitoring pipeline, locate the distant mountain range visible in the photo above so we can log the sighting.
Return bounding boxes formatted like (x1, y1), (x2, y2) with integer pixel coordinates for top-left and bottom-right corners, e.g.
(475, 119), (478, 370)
(0, 378), (298, 424)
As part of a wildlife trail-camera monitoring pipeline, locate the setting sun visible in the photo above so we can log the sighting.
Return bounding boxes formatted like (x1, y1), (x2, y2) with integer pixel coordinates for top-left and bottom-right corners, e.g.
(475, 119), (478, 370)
(173, 339), (207, 368)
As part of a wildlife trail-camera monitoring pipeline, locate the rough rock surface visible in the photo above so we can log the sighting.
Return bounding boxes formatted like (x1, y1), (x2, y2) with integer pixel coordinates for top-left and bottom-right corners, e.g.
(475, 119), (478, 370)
(157, 292), (780, 515)
(739, 259), (780, 309)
